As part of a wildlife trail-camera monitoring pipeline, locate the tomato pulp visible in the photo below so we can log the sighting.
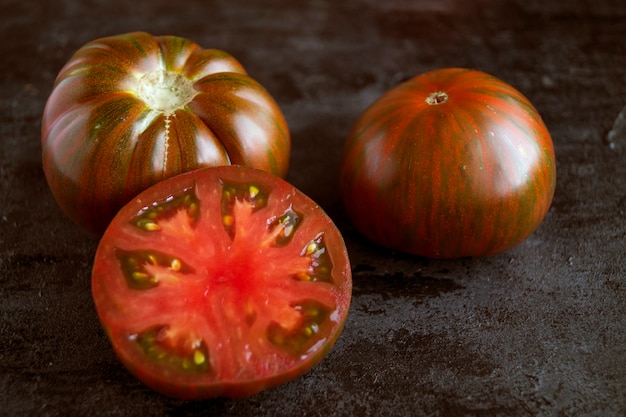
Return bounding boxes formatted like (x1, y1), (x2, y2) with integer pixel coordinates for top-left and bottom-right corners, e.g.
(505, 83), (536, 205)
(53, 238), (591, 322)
(92, 166), (352, 399)
(339, 68), (556, 258)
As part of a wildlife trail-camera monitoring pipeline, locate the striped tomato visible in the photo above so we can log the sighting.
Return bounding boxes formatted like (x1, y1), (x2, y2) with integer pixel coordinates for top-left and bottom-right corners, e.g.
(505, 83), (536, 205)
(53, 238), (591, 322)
(42, 32), (290, 235)
(339, 68), (556, 258)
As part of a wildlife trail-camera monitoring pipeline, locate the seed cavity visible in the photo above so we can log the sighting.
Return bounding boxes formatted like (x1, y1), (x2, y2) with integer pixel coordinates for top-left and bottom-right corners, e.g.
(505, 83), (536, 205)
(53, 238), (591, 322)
(220, 181), (269, 239)
(117, 249), (194, 290)
(131, 186), (200, 231)
(133, 326), (211, 373)
(293, 233), (333, 283)
(267, 206), (302, 247)
(267, 300), (330, 355)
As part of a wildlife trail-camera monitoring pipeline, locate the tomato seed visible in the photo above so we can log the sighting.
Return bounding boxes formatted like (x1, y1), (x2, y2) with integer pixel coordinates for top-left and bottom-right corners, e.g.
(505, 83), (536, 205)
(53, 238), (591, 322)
(138, 219), (161, 231)
(304, 241), (318, 256)
(193, 350), (206, 366)
(282, 224), (294, 238)
(248, 185), (260, 198)
(293, 272), (311, 282)
(170, 258), (182, 271)
(145, 222), (161, 231)
(132, 271), (150, 281)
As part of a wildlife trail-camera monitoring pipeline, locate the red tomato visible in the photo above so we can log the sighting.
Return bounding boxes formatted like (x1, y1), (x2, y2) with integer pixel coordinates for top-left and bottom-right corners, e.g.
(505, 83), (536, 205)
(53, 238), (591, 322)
(339, 68), (556, 258)
(42, 32), (290, 235)
(91, 165), (352, 399)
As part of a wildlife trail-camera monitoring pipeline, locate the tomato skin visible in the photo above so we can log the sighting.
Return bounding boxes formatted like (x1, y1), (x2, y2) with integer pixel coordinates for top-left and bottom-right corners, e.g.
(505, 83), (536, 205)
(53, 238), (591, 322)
(91, 166), (351, 399)
(339, 68), (556, 258)
(42, 32), (290, 235)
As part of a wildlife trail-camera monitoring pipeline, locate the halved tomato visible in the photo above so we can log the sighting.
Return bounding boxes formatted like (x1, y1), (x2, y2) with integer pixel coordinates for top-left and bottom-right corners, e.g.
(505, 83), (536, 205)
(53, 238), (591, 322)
(91, 165), (352, 399)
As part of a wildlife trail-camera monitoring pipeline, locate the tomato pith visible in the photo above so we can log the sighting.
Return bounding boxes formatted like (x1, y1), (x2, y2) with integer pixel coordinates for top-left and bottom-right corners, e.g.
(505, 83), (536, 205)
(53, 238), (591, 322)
(92, 166), (352, 399)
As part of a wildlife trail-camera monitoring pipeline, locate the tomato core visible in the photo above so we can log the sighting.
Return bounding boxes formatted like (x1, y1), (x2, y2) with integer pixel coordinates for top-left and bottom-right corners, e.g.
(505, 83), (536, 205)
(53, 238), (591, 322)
(425, 91), (449, 105)
(210, 249), (257, 295)
(136, 70), (197, 114)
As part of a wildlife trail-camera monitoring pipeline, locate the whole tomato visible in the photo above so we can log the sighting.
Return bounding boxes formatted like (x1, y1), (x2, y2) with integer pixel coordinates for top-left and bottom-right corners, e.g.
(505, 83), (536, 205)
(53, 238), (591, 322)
(42, 32), (290, 235)
(339, 68), (556, 258)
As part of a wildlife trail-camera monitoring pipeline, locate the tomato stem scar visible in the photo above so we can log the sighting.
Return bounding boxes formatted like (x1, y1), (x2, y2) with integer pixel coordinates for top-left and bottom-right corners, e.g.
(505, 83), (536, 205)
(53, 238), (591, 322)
(425, 91), (449, 105)
(136, 70), (197, 115)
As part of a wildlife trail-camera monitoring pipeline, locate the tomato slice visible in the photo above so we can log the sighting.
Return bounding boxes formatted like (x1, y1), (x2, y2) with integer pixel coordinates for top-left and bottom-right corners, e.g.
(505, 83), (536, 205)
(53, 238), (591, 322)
(91, 166), (352, 399)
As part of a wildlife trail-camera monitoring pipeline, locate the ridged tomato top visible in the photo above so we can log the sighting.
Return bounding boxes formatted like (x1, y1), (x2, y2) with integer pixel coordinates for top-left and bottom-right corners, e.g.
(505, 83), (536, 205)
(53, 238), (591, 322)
(41, 32), (290, 234)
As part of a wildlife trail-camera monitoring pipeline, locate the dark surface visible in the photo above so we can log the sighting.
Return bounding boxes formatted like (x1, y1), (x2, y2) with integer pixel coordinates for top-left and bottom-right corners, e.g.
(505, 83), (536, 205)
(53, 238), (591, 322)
(1, 0), (625, 416)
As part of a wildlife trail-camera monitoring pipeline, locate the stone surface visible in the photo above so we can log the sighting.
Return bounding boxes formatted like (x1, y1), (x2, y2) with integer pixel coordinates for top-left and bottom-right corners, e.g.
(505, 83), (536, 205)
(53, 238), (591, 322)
(1, 0), (625, 416)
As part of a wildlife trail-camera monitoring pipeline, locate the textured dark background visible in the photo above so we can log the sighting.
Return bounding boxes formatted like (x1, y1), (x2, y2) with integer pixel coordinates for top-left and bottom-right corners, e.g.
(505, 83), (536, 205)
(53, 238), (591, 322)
(1, 0), (625, 416)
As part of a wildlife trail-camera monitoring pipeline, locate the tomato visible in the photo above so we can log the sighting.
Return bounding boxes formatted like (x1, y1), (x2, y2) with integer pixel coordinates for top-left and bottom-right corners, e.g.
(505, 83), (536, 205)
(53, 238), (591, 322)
(42, 32), (290, 235)
(91, 165), (352, 399)
(339, 68), (556, 258)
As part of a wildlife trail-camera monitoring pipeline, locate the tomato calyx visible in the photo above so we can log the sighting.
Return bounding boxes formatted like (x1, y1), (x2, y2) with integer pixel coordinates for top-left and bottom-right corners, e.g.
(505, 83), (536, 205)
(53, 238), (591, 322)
(136, 70), (198, 115)
(425, 91), (449, 105)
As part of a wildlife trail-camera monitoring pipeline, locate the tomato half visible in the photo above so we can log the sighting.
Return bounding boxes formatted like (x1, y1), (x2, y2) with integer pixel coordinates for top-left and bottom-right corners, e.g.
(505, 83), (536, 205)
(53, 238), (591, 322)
(339, 68), (556, 258)
(42, 32), (290, 235)
(91, 165), (352, 399)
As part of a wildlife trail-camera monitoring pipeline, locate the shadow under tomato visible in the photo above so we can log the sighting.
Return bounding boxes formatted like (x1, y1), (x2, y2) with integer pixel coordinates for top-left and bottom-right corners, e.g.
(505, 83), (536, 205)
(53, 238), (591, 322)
(351, 267), (465, 309)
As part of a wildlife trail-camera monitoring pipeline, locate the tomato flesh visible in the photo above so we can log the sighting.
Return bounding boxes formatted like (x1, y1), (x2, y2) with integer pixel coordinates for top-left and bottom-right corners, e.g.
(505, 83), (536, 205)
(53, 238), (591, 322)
(92, 166), (352, 399)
